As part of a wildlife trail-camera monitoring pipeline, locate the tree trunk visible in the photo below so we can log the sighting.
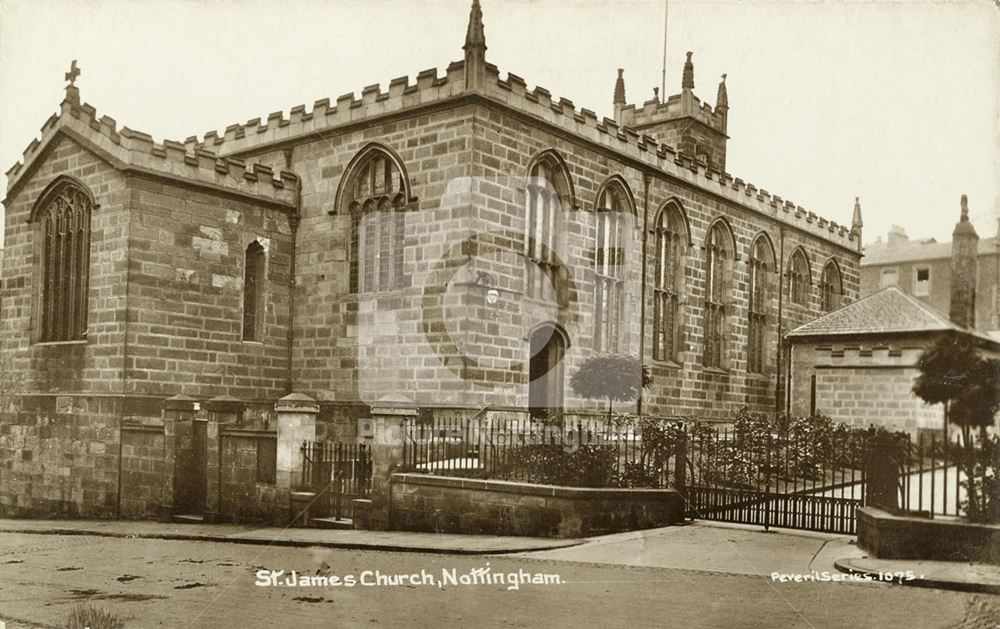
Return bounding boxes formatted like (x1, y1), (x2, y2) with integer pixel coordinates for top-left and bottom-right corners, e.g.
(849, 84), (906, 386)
(607, 398), (613, 425)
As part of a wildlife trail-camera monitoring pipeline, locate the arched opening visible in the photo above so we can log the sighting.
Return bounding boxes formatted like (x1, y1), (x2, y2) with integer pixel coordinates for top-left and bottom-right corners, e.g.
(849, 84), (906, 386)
(32, 177), (94, 342)
(821, 260), (844, 312)
(524, 150), (573, 306)
(702, 219), (736, 369)
(528, 323), (567, 421)
(337, 144), (411, 294)
(593, 177), (636, 353)
(747, 235), (776, 373)
(787, 247), (812, 306)
(242, 241), (266, 341)
(652, 200), (689, 363)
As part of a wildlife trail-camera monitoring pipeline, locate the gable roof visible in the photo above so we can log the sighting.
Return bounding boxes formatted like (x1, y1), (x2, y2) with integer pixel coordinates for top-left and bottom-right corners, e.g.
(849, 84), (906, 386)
(786, 286), (965, 338)
(5, 95), (299, 211)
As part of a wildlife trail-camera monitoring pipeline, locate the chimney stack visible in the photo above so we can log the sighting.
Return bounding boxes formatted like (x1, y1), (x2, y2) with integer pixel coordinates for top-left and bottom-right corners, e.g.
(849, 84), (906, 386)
(949, 194), (979, 329)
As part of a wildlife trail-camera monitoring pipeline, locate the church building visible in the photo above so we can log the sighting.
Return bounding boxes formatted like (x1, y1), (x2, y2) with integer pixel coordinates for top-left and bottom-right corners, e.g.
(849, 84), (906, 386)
(0, 1), (861, 518)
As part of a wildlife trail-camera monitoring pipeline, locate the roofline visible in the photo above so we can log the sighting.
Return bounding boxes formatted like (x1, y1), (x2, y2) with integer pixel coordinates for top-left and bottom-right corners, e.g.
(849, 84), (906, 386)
(226, 91), (862, 257)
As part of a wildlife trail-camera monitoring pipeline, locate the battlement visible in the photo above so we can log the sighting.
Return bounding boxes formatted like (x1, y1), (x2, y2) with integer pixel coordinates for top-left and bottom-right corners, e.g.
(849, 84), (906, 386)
(188, 62), (468, 155)
(618, 91), (727, 136)
(6, 97), (299, 208)
(174, 59), (854, 251)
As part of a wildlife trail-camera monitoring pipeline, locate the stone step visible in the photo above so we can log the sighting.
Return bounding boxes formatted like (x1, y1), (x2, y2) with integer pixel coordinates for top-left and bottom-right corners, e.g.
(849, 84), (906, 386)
(310, 517), (353, 530)
(172, 514), (205, 524)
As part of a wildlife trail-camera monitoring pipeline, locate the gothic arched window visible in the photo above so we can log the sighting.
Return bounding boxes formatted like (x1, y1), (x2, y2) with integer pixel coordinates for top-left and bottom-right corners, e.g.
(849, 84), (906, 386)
(703, 221), (733, 369)
(652, 202), (687, 362)
(343, 148), (408, 294)
(788, 248), (810, 306)
(36, 180), (92, 342)
(593, 180), (633, 353)
(747, 236), (775, 374)
(524, 153), (572, 305)
(821, 261), (843, 312)
(242, 241), (266, 341)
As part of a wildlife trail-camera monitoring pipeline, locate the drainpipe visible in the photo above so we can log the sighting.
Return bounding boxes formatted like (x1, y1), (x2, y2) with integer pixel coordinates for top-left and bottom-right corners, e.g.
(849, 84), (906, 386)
(285, 150), (300, 396)
(775, 226), (785, 415)
(637, 172), (651, 418)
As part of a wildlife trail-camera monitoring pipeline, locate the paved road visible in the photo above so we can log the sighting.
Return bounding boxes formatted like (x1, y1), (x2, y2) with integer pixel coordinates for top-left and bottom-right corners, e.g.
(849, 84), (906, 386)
(0, 532), (989, 629)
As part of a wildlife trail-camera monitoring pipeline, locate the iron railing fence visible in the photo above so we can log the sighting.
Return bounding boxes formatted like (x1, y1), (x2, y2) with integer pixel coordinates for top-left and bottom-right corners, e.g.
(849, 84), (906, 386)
(401, 416), (682, 489)
(300, 441), (373, 520)
(684, 424), (870, 534)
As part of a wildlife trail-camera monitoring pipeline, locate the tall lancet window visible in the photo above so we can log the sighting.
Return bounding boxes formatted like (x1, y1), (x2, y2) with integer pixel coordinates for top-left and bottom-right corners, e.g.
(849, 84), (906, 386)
(652, 203), (686, 362)
(820, 261), (843, 313)
(747, 236), (775, 374)
(593, 180), (633, 353)
(702, 221), (733, 369)
(344, 149), (408, 294)
(243, 241), (266, 341)
(37, 180), (92, 342)
(788, 248), (810, 306)
(524, 154), (571, 306)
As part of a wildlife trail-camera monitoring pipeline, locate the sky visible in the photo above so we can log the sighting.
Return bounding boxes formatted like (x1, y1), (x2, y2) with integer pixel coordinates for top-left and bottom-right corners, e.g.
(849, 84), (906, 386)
(0, 0), (997, 250)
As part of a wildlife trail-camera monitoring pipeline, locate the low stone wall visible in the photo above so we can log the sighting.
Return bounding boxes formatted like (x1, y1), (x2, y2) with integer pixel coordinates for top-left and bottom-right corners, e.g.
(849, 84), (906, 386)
(858, 506), (1000, 564)
(389, 473), (683, 538)
(217, 430), (285, 525)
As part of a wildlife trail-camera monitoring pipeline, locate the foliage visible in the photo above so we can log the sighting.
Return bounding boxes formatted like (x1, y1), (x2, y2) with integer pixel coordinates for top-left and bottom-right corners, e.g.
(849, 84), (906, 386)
(690, 407), (885, 489)
(492, 415), (685, 488)
(570, 354), (652, 421)
(496, 444), (618, 487)
(958, 434), (1000, 523)
(913, 333), (1000, 521)
(67, 605), (125, 629)
(913, 333), (1000, 431)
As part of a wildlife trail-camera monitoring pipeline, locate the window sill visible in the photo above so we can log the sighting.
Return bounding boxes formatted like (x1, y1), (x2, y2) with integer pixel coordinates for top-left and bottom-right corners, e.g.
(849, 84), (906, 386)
(745, 372), (771, 382)
(241, 340), (264, 346)
(33, 339), (88, 347)
(655, 359), (683, 370)
(702, 366), (730, 376)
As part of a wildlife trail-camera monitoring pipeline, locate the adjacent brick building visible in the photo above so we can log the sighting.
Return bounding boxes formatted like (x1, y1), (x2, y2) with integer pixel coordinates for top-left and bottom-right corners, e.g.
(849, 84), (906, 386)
(860, 198), (1000, 334)
(0, 1), (862, 518)
(789, 200), (1000, 435)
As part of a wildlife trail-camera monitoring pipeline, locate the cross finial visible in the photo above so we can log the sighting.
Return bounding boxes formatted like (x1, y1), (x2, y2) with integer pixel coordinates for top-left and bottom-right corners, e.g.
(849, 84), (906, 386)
(65, 60), (80, 86)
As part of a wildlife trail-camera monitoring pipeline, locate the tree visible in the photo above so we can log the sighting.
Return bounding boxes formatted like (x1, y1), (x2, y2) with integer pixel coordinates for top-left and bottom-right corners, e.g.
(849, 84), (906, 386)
(912, 333), (999, 443)
(913, 332), (1000, 520)
(570, 354), (652, 423)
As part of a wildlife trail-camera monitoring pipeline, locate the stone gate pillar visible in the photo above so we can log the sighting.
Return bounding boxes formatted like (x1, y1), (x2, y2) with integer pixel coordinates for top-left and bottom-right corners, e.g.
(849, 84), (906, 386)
(866, 432), (905, 513)
(276, 393), (319, 526)
(275, 393), (319, 491)
(362, 401), (418, 531)
(204, 395), (245, 523)
(161, 394), (198, 522)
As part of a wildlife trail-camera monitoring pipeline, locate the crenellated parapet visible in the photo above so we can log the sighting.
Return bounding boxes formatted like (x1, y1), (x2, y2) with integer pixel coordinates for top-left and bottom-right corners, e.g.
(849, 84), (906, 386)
(618, 91), (727, 138)
(6, 97), (299, 209)
(176, 59), (855, 251)
(188, 62), (469, 156)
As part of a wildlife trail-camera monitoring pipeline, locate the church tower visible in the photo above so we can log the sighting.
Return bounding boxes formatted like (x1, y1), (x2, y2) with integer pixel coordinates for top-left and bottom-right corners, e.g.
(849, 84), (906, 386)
(615, 52), (730, 171)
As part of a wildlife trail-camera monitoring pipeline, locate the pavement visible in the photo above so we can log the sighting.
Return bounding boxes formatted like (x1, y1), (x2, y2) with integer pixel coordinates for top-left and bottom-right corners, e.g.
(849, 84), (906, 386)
(0, 518), (581, 555)
(2, 517), (999, 596)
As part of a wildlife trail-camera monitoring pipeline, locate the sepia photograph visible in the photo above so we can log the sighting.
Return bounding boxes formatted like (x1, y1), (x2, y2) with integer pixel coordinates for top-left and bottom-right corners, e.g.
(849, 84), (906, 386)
(0, 0), (998, 627)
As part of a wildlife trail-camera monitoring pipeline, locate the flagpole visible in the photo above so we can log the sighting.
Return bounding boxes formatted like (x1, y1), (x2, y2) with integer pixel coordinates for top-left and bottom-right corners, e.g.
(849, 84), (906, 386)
(661, 0), (669, 98)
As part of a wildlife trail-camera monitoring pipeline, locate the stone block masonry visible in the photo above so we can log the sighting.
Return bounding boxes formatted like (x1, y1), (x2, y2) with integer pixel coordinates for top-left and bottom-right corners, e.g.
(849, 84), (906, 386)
(389, 473), (684, 538)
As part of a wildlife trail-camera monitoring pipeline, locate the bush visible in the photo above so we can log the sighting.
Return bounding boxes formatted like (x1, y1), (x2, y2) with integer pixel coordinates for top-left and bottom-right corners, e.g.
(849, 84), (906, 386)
(496, 444), (618, 487)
